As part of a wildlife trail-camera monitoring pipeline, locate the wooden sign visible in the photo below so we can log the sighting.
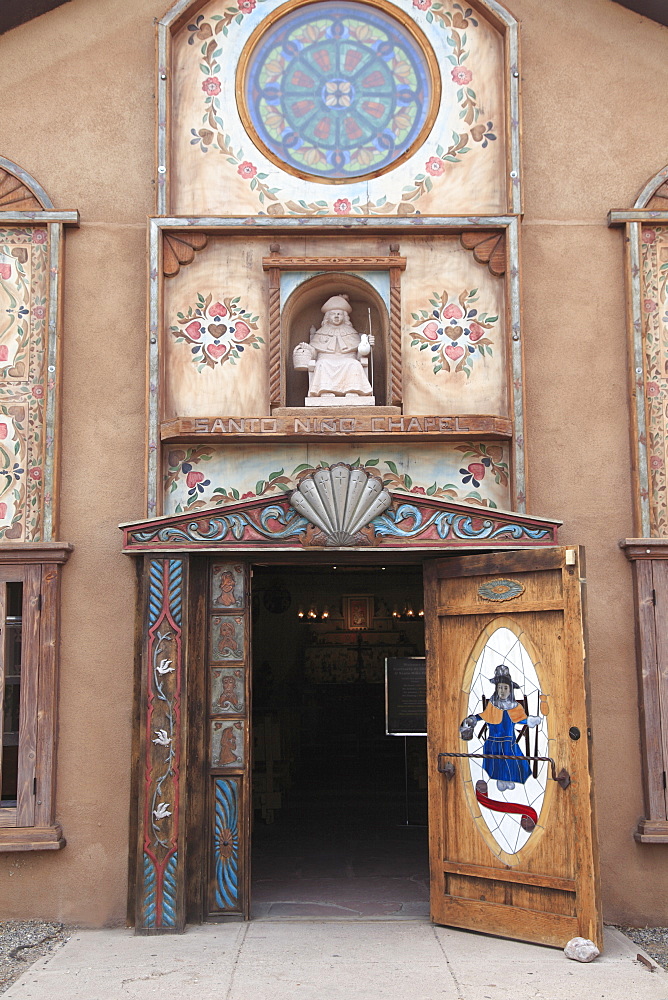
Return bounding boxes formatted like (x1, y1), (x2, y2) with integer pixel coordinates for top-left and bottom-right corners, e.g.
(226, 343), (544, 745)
(385, 657), (427, 736)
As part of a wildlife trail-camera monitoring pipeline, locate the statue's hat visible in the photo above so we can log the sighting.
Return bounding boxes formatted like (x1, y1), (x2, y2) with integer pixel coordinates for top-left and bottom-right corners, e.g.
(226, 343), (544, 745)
(487, 663), (520, 689)
(321, 294), (352, 313)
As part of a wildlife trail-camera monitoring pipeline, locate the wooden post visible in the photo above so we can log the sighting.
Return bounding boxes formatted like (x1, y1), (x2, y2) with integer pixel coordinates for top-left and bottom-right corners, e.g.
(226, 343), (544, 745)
(135, 555), (189, 932)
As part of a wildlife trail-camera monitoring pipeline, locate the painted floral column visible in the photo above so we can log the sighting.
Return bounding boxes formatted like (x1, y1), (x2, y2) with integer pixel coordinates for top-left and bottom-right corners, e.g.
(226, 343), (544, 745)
(136, 557), (187, 933)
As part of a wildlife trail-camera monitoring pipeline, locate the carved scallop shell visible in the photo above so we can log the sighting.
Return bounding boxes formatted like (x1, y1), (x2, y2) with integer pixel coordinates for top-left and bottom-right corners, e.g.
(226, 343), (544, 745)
(289, 463), (392, 545)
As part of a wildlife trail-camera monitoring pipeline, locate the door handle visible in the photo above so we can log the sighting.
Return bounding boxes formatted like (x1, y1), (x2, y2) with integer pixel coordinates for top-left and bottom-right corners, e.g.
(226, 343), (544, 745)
(437, 752), (570, 789)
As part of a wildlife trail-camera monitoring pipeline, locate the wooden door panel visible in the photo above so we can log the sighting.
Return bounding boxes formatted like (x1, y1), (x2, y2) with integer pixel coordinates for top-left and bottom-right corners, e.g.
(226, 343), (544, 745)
(426, 547), (602, 949)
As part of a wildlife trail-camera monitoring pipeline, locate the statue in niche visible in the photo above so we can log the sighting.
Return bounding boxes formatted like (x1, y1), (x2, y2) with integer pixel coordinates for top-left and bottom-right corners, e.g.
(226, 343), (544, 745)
(292, 294), (375, 406)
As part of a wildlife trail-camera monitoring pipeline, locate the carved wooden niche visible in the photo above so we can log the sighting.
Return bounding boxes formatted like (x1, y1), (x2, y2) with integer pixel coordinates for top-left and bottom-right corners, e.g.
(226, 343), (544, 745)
(262, 244), (406, 410)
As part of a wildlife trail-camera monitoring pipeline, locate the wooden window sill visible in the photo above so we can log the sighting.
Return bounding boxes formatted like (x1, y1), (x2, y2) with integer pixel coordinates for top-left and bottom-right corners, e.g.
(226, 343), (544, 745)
(635, 819), (668, 844)
(0, 825), (65, 852)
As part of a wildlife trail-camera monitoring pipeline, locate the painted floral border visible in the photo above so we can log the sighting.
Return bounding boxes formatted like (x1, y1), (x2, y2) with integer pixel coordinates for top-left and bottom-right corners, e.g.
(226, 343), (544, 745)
(641, 226), (668, 535)
(0, 229), (48, 541)
(186, 2), (496, 216)
(164, 448), (508, 513)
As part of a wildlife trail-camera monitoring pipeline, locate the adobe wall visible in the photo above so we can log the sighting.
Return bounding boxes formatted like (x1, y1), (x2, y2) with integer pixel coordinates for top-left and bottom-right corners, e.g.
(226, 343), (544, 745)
(0, 0), (664, 925)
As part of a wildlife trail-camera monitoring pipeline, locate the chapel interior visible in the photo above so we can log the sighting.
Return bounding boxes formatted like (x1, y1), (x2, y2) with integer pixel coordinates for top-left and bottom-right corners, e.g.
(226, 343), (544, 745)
(250, 564), (429, 918)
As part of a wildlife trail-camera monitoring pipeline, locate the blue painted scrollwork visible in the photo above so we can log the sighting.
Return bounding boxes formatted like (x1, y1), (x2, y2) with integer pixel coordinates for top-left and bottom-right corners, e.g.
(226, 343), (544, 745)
(372, 504), (551, 542)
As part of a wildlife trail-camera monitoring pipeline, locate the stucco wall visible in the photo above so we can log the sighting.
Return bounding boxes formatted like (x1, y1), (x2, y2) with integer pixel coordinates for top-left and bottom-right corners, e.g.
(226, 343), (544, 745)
(0, 0), (665, 926)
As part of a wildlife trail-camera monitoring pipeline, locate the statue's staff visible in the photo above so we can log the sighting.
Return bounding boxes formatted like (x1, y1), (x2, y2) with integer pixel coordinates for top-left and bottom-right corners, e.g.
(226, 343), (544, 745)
(365, 306), (374, 395)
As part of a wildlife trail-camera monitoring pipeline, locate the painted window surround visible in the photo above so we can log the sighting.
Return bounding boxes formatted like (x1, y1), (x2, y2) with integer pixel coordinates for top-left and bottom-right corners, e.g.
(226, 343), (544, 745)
(0, 157), (77, 851)
(611, 163), (668, 842)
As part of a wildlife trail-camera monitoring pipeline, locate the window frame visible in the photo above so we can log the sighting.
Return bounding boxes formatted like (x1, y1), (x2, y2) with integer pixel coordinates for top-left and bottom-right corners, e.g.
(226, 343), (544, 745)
(0, 544), (71, 851)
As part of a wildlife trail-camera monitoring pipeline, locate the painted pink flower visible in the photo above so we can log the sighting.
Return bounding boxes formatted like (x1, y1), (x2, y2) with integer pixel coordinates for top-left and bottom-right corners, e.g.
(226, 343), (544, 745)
(234, 321), (251, 340)
(0, 264), (11, 280)
(333, 198), (351, 214)
(445, 344), (465, 361)
(0, 424), (7, 440)
(185, 320), (202, 340)
(443, 303), (464, 320)
(32, 229), (47, 244)
(0, 346), (8, 362)
(642, 229), (656, 244)
(209, 301), (227, 318)
(422, 321), (439, 341)
(31, 385), (44, 398)
(646, 383), (660, 396)
(410, 486), (426, 494)
(202, 77), (221, 96)
(0, 503), (7, 518)
(241, 491), (254, 499)
(32, 305), (46, 319)
(238, 161), (257, 179)
(238, 0), (256, 10)
(413, 0), (432, 9)
(29, 467), (42, 481)
(425, 157), (443, 176)
(644, 299), (658, 313)
(451, 66), (473, 86)
(186, 470), (205, 488)
(650, 455), (664, 469)
(467, 462), (486, 482)
(468, 322), (485, 342)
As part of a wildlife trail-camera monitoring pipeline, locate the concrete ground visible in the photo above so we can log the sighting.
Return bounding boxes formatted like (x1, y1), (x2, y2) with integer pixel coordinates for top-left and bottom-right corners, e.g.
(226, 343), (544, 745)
(3, 921), (666, 1000)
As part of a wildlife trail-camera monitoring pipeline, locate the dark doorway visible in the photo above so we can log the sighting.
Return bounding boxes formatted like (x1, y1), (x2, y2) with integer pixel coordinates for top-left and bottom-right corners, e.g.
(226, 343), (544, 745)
(250, 564), (429, 918)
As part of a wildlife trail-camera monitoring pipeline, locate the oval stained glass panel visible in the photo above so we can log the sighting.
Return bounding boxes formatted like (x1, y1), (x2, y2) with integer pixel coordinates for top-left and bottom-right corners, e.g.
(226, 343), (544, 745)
(463, 622), (551, 860)
(237, 0), (440, 182)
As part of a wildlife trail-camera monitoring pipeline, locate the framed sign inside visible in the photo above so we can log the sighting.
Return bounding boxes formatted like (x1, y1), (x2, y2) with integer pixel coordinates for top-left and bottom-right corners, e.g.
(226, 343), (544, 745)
(343, 595), (374, 630)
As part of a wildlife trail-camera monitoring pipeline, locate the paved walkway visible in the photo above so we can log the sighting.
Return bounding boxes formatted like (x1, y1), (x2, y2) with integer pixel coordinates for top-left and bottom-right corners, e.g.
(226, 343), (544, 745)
(4, 921), (666, 1000)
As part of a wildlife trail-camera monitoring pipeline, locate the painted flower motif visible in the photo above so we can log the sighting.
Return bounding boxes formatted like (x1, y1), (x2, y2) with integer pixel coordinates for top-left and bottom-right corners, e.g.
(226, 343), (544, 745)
(209, 302), (227, 319)
(0, 424), (7, 440)
(644, 299), (658, 313)
(153, 802), (172, 821)
(32, 229), (47, 244)
(202, 77), (221, 96)
(410, 486), (426, 494)
(468, 321), (485, 342)
(451, 67), (473, 86)
(186, 470), (205, 488)
(238, 0), (256, 10)
(28, 467), (42, 481)
(425, 157), (444, 176)
(642, 229), (656, 244)
(0, 264), (11, 280)
(647, 383), (661, 397)
(443, 304), (464, 320)
(650, 455), (664, 469)
(460, 460), (490, 488)
(185, 320), (203, 340)
(241, 491), (254, 499)
(238, 161), (257, 179)
(0, 503), (7, 519)
(422, 321), (439, 341)
(32, 305), (46, 319)
(0, 346), (8, 362)
(234, 321), (251, 341)
(413, 0), (432, 8)
(324, 80), (352, 108)
(333, 198), (352, 215)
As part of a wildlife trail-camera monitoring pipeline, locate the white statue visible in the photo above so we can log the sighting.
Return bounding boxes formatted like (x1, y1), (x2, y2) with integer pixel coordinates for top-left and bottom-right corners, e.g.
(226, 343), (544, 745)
(293, 294), (375, 406)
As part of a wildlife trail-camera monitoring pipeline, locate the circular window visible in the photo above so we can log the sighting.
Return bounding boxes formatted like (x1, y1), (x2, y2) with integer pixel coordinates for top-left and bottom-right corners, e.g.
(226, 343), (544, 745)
(237, 0), (440, 184)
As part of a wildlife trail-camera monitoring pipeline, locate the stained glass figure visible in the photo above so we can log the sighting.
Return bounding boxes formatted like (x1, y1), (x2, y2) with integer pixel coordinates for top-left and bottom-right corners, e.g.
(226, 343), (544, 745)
(238, 1), (439, 182)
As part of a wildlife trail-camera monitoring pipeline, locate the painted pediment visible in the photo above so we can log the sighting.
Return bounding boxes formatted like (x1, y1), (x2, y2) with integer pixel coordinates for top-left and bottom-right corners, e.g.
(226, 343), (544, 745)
(121, 489), (560, 553)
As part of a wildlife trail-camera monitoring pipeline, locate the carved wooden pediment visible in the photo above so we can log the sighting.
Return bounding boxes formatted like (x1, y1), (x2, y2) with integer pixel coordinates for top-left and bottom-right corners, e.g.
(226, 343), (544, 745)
(122, 491), (560, 553)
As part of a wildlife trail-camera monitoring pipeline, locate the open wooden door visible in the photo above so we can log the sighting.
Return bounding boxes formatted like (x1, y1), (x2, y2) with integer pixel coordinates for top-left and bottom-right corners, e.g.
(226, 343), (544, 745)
(425, 547), (602, 948)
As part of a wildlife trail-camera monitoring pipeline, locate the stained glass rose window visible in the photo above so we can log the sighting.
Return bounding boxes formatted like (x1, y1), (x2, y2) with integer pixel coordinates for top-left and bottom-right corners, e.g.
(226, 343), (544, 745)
(237, 0), (440, 182)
